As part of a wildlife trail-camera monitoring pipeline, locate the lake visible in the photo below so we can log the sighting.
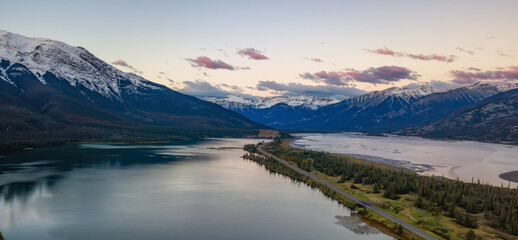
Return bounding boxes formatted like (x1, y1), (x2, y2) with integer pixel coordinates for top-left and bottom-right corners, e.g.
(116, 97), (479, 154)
(291, 132), (518, 188)
(0, 138), (393, 240)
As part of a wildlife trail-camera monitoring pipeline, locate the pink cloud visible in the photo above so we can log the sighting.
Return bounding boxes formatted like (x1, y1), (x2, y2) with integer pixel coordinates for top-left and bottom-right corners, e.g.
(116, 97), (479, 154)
(237, 48), (269, 60)
(365, 47), (457, 63)
(365, 47), (403, 57)
(451, 66), (518, 84)
(111, 59), (140, 73)
(406, 53), (456, 63)
(300, 66), (418, 85)
(186, 56), (235, 70)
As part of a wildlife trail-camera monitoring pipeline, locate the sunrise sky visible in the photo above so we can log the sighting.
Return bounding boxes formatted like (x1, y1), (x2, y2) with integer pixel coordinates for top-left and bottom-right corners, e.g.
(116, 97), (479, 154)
(2, 0), (517, 99)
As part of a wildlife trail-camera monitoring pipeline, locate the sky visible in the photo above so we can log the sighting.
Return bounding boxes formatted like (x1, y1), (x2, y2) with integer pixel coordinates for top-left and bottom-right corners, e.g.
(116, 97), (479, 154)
(1, 0), (517, 99)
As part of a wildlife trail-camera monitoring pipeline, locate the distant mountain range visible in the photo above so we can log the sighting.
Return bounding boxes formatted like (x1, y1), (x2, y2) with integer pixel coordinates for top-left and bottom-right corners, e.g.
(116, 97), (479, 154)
(399, 88), (518, 142)
(204, 95), (339, 127)
(204, 95), (340, 110)
(0, 30), (270, 152)
(208, 83), (518, 142)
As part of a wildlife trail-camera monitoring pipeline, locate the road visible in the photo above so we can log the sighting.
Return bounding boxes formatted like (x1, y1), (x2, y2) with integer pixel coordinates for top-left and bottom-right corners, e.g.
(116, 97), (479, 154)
(256, 144), (439, 240)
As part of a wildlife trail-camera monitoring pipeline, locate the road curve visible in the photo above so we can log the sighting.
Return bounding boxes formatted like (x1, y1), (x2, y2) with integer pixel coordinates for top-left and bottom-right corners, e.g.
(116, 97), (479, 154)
(256, 144), (439, 240)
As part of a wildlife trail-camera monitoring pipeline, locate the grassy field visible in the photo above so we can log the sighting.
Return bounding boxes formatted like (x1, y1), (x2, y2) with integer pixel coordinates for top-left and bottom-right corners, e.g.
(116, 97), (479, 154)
(249, 140), (518, 240)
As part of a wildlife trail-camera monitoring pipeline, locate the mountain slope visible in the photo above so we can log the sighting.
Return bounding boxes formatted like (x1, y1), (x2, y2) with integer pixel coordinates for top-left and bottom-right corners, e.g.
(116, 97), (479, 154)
(0, 30), (269, 152)
(401, 88), (518, 142)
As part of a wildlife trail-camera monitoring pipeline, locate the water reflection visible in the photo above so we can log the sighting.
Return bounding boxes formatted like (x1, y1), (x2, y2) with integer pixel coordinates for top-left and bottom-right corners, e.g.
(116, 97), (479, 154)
(334, 214), (382, 235)
(0, 139), (394, 240)
(0, 175), (62, 203)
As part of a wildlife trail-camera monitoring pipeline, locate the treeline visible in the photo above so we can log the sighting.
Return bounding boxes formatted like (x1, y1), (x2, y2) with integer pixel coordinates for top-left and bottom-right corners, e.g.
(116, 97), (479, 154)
(259, 140), (518, 236)
(0, 124), (260, 155)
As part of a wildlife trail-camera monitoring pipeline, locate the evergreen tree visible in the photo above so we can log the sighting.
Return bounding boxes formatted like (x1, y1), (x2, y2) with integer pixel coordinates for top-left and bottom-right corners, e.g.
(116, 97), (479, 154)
(466, 229), (475, 240)
(373, 183), (380, 194)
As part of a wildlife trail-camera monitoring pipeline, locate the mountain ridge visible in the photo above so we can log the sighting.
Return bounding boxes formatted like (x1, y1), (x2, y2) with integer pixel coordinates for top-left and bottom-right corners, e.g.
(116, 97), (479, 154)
(207, 83), (511, 132)
(0, 30), (272, 153)
(399, 88), (518, 143)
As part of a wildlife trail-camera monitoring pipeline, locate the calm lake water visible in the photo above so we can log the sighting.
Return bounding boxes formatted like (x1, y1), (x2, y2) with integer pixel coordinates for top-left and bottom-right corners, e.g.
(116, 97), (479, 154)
(0, 138), (393, 240)
(291, 133), (518, 188)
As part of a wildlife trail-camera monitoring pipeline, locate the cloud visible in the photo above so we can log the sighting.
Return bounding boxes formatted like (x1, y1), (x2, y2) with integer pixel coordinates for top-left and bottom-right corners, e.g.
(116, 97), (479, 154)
(305, 57), (323, 63)
(497, 50), (514, 57)
(237, 48), (269, 60)
(451, 66), (518, 84)
(186, 56), (236, 70)
(112, 59), (140, 72)
(301, 66), (418, 85)
(428, 80), (462, 91)
(365, 47), (457, 63)
(404, 80), (462, 92)
(456, 47), (474, 55)
(175, 80), (233, 97)
(256, 81), (366, 100)
(299, 72), (316, 80)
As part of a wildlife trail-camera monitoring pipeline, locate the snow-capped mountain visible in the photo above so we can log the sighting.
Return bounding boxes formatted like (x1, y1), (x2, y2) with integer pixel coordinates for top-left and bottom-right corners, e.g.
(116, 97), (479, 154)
(224, 82), (510, 131)
(0, 30), (160, 102)
(204, 95), (339, 110)
(0, 30), (267, 150)
(340, 85), (436, 109)
(401, 87), (518, 143)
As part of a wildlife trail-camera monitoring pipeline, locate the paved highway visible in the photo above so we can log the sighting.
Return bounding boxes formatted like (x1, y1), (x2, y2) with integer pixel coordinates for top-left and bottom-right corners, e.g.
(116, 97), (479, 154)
(256, 144), (439, 240)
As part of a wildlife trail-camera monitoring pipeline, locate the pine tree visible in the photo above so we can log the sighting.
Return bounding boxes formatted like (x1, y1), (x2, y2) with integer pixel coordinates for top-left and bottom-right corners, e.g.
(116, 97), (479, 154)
(447, 202), (456, 218)
(373, 183), (380, 194)
(466, 229), (475, 240)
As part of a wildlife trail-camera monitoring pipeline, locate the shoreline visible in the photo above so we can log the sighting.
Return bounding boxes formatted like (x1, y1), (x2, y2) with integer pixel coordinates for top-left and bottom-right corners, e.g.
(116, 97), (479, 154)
(248, 139), (518, 240)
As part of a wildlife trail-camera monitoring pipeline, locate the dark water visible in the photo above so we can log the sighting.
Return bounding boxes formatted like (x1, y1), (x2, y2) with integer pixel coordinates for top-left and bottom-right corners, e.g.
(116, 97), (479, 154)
(0, 138), (393, 240)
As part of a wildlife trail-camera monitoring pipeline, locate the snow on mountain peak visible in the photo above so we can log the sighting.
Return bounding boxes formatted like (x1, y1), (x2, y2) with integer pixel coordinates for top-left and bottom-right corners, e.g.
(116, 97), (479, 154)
(0, 30), (157, 101)
(346, 85), (437, 108)
(204, 95), (339, 110)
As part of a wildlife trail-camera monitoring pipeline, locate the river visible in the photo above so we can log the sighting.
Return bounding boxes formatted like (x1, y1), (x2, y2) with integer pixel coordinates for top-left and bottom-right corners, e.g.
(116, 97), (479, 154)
(0, 138), (393, 240)
(291, 132), (518, 188)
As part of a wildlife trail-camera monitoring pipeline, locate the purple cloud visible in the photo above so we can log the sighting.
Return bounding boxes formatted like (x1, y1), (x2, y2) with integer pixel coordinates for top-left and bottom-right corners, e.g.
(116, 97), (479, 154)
(112, 59), (139, 72)
(451, 66), (518, 84)
(237, 48), (269, 60)
(301, 66), (419, 85)
(365, 47), (457, 63)
(186, 56), (236, 70)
